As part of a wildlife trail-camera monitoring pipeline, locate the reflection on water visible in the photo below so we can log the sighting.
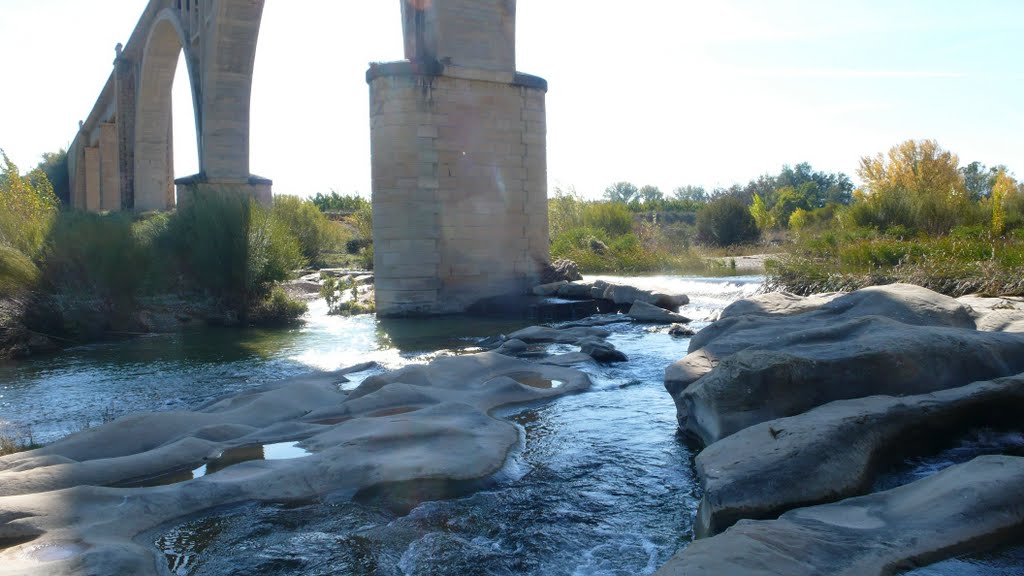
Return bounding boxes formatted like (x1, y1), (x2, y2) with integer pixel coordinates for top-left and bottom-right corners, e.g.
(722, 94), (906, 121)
(115, 441), (312, 488)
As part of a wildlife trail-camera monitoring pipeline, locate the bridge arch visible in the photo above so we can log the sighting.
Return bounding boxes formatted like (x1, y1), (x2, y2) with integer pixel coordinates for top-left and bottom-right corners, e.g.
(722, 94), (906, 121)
(134, 8), (200, 211)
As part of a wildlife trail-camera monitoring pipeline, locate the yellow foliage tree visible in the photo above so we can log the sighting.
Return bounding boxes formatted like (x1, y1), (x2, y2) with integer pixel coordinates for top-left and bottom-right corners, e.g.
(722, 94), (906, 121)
(0, 150), (58, 259)
(991, 169), (1016, 237)
(856, 139), (968, 234)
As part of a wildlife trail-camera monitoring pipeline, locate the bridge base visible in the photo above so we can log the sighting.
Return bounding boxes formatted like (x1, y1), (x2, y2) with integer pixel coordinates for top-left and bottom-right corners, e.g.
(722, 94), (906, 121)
(174, 174), (273, 209)
(367, 63), (550, 317)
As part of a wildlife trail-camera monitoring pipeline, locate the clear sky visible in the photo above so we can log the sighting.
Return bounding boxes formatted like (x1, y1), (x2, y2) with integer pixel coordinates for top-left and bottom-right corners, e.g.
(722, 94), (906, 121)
(1, 1), (1022, 199)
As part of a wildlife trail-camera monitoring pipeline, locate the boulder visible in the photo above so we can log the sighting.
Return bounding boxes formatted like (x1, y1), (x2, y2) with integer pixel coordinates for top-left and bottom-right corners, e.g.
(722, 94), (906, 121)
(666, 285), (1024, 441)
(657, 455), (1024, 576)
(668, 324), (696, 338)
(578, 337), (628, 363)
(678, 316), (1024, 444)
(628, 301), (692, 324)
(976, 309), (1024, 333)
(719, 291), (840, 320)
(694, 374), (1024, 537)
(507, 325), (611, 344)
(957, 294), (1024, 317)
(556, 281), (596, 300)
(668, 284), (984, 406)
(532, 281), (568, 297)
(539, 259), (583, 283)
(593, 282), (689, 311)
(494, 338), (529, 356)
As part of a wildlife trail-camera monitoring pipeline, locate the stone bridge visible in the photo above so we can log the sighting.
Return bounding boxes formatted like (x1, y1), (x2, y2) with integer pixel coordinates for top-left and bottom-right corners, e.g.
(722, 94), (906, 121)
(67, 0), (549, 316)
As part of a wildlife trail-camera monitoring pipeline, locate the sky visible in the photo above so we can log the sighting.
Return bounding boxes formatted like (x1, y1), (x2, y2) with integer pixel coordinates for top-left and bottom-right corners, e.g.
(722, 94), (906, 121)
(1, 0), (1023, 199)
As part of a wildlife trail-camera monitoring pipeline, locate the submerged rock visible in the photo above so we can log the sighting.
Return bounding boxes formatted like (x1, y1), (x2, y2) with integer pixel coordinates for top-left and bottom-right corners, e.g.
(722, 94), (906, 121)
(657, 455), (1024, 576)
(0, 353), (590, 576)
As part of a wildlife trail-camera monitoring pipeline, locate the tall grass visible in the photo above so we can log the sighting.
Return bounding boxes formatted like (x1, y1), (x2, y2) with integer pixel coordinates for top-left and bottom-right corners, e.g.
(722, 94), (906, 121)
(766, 230), (1024, 296)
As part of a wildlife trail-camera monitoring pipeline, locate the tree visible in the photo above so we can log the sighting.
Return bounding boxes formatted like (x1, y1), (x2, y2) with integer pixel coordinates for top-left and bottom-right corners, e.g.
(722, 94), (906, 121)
(673, 185), (708, 203)
(0, 150), (58, 259)
(603, 181), (639, 204)
(696, 195), (759, 246)
(35, 149), (69, 206)
(960, 161), (1001, 201)
(991, 169), (1016, 236)
(857, 139), (968, 234)
(750, 193), (775, 231)
(638, 185), (663, 204)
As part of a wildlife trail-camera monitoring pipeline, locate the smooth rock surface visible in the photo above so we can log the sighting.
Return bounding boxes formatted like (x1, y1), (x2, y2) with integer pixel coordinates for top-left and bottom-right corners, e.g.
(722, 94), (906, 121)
(694, 374), (1024, 537)
(718, 291), (840, 319)
(664, 284), (1019, 439)
(0, 353), (591, 576)
(628, 301), (692, 324)
(657, 455), (1024, 576)
(679, 316), (1024, 444)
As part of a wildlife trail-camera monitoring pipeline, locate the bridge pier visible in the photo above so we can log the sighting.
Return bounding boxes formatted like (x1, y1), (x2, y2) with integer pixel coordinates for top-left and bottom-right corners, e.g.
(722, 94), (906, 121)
(369, 0), (550, 316)
(174, 174), (273, 210)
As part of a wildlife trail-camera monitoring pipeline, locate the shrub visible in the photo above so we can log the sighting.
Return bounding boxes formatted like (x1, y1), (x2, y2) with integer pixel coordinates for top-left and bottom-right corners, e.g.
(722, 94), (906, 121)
(247, 203), (305, 296)
(271, 195), (339, 266)
(43, 211), (156, 302)
(249, 286), (307, 326)
(0, 151), (58, 259)
(582, 202), (634, 237)
(695, 196), (759, 246)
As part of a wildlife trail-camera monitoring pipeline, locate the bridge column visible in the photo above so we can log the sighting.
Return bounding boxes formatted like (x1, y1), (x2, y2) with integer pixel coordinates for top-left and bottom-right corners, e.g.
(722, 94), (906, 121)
(84, 146), (101, 212)
(369, 0), (549, 316)
(177, 0), (271, 207)
(99, 122), (121, 211)
(114, 45), (137, 211)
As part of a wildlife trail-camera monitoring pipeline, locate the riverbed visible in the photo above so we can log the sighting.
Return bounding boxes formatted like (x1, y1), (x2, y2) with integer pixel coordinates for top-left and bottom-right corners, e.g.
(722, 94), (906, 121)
(1, 275), (1020, 575)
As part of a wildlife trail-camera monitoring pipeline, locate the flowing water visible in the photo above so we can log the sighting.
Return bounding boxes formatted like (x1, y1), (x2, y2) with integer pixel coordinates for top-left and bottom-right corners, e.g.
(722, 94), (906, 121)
(2, 275), (1022, 575)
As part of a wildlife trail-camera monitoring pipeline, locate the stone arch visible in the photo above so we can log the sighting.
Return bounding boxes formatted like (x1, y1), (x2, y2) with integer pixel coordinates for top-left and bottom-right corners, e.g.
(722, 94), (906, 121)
(199, 0), (266, 182)
(134, 8), (199, 210)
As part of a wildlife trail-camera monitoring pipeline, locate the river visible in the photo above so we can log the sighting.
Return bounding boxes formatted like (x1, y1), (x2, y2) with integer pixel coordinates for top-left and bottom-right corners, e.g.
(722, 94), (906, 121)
(1, 275), (1020, 575)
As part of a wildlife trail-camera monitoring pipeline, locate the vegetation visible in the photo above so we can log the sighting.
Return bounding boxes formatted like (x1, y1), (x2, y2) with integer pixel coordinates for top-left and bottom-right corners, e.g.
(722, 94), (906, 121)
(320, 275), (374, 315)
(271, 195), (343, 266)
(696, 196), (759, 247)
(0, 152), (338, 344)
(765, 140), (1024, 296)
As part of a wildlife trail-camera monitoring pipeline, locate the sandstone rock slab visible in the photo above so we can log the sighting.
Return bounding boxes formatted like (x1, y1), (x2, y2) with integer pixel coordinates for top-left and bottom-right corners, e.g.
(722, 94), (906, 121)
(694, 374), (1024, 537)
(657, 455), (1024, 576)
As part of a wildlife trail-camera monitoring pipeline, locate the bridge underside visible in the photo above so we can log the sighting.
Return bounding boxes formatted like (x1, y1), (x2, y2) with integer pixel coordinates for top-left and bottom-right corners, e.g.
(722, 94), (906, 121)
(68, 0), (270, 213)
(68, 0), (550, 316)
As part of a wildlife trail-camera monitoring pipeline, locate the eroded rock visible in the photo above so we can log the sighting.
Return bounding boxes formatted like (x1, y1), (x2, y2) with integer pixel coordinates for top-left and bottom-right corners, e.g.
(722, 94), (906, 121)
(694, 374), (1024, 537)
(664, 284), (1020, 440)
(627, 301), (692, 324)
(657, 455), (1024, 576)
(0, 353), (591, 576)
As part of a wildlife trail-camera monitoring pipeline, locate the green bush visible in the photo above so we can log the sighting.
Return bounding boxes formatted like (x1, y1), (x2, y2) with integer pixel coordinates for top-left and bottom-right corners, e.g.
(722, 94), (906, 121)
(169, 191), (252, 300)
(43, 211), (158, 302)
(249, 286), (308, 326)
(582, 202), (634, 237)
(695, 196), (760, 246)
(248, 203), (305, 296)
(272, 195), (339, 266)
